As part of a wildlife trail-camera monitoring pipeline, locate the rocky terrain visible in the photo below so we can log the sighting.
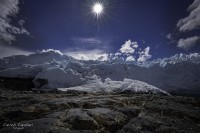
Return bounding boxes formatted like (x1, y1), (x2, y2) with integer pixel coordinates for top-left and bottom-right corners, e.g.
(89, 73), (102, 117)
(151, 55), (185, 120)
(0, 88), (200, 133)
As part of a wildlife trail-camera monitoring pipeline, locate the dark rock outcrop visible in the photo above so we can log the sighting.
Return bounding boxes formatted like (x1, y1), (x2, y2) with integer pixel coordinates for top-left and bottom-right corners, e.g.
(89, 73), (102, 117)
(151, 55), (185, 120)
(0, 77), (34, 91)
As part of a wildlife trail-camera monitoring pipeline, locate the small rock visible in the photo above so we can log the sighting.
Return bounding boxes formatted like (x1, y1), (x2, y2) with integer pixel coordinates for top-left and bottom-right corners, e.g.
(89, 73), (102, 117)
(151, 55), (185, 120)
(87, 108), (128, 132)
(116, 107), (140, 117)
(64, 109), (99, 130)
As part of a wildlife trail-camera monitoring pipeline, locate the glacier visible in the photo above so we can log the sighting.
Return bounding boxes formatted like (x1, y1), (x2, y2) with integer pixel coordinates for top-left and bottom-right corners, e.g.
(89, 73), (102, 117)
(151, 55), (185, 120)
(0, 49), (200, 95)
(58, 78), (170, 95)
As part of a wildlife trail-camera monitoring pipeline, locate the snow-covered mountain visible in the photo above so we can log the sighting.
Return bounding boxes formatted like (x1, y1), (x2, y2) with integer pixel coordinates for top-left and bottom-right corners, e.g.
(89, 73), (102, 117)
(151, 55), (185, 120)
(0, 49), (200, 95)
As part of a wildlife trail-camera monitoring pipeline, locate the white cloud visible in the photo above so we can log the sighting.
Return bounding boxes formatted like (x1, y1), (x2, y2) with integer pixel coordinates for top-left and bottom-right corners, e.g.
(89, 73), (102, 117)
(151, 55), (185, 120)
(177, 36), (200, 50)
(126, 56), (135, 62)
(177, 0), (200, 32)
(119, 39), (138, 54)
(109, 39), (152, 62)
(115, 52), (121, 56)
(138, 46), (152, 62)
(65, 49), (108, 61)
(0, 0), (29, 43)
(117, 39), (151, 62)
(0, 44), (32, 58)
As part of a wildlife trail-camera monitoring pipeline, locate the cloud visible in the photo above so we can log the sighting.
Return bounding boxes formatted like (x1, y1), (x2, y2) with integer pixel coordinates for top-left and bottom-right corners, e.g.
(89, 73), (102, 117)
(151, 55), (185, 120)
(176, 0), (200, 50)
(0, 0), (29, 43)
(117, 39), (151, 62)
(39, 49), (64, 55)
(71, 37), (110, 51)
(72, 37), (102, 44)
(67, 37), (112, 61)
(0, 0), (19, 18)
(119, 39), (138, 54)
(108, 39), (152, 62)
(0, 44), (32, 58)
(67, 39), (151, 62)
(115, 52), (121, 56)
(137, 46), (152, 62)
(126, 56), (135, 62)
(65, 49), (108, 61)
(177, 36), (200, 50)
(177, 0), (200, 32)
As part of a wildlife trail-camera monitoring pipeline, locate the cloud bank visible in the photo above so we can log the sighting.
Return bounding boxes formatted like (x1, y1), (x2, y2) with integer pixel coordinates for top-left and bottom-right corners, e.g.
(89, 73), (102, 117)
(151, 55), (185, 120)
(65, 49), (108, 61)
(66, 39), (152, 62)
(0, 44), (32, 58)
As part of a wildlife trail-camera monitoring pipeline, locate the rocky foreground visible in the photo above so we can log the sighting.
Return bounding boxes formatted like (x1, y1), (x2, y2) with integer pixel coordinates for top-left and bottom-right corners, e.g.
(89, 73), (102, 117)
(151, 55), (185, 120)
(0, 89), (200, 133)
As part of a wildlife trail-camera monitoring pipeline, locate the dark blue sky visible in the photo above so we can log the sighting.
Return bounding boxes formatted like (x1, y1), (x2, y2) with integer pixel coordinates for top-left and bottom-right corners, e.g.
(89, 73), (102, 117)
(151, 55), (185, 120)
(9, 0), (200, 59)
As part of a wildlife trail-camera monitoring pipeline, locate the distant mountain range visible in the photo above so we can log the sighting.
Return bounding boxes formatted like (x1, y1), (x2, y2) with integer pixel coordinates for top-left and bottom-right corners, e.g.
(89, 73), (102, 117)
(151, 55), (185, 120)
(0, 49), (200, 96)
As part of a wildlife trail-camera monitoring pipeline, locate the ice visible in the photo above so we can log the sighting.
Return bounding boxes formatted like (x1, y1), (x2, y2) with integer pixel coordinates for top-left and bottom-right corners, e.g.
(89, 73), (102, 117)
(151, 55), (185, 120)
(58, 78), (170, 95)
